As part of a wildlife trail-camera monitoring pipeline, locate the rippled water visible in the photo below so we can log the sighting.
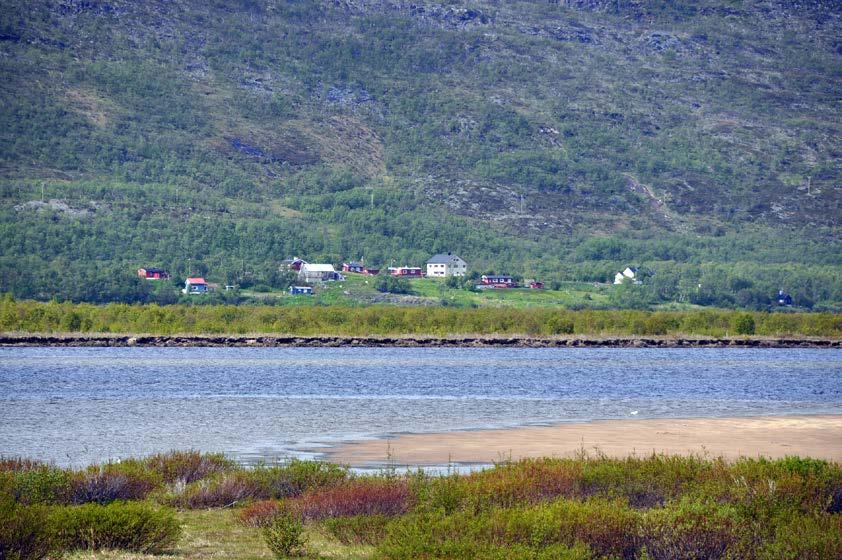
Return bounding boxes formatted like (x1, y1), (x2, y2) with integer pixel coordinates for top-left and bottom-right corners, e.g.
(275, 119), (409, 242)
(1, 347), (840, 466)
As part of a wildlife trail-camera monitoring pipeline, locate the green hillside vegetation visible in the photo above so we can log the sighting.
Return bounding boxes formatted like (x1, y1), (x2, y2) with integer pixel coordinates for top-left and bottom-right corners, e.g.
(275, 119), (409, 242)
(3, 452), (842, 559)
(1, 1), (840, 309)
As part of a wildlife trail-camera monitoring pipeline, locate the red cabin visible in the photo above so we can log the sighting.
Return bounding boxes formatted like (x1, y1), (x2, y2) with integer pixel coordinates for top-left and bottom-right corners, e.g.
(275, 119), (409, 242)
(343, 262), (380, 275)
(137, 267), (170, 280)
(529, 281), (545, 289)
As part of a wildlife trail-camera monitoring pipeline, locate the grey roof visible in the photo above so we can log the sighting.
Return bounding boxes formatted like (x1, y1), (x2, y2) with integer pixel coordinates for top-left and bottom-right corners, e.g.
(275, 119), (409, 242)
(427, 253), (464, 264)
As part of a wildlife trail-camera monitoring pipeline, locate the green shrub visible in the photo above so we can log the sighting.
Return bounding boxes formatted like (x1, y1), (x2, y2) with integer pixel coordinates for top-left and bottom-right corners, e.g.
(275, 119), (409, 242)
(144, 450), (234, 484)
(732, 313), (756, 335)
(263, 512), (306, 558)
(640, 497), (747, 560)
(250, 460), (348, 498)
(486, 499), (640, 559)
(757, 513), (842, 560)
(48, 501), (181, 553)
(324, 514), (391, 545)
(0, 490), (56, 560)
(11, 466), (73, 505)
(379, 509), (600, 560)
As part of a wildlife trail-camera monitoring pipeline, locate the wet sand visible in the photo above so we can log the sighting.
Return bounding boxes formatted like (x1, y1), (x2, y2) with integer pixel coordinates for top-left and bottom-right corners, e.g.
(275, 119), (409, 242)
(327, 415), (842, 466)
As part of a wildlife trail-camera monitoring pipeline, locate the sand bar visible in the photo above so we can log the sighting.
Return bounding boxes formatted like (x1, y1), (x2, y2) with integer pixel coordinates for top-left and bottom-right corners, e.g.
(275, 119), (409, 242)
(327, 415), (842, 466)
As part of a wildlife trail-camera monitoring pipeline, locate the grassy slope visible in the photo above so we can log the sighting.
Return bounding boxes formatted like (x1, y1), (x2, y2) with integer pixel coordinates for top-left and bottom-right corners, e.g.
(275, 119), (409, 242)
(0, 0), (840, 306)
(242, 274), (612, 309)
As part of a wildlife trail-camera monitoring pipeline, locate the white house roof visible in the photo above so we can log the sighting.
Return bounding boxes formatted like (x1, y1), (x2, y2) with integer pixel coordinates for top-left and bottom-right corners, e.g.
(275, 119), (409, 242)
(302, 263), (336, 272)
(427, 253), (465, 264)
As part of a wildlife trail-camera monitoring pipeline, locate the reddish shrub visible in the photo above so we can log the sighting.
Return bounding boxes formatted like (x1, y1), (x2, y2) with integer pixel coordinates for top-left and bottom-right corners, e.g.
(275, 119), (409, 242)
(0, 457), (48, 473)
(289, 478), (414, 521)
(237, 500), (283, 528)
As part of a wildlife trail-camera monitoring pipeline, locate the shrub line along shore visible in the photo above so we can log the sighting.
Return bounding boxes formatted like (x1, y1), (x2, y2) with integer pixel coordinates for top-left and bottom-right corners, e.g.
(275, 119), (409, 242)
(1, 333), (841, 348)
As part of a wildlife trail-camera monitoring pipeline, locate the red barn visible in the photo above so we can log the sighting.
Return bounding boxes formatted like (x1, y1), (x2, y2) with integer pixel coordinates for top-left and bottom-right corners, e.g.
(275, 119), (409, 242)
(137, 267), (170, 280)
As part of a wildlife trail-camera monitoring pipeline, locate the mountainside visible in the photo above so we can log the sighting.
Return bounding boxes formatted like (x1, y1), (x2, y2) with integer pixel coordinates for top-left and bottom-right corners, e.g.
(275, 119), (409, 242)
(1, 0), (840, 307)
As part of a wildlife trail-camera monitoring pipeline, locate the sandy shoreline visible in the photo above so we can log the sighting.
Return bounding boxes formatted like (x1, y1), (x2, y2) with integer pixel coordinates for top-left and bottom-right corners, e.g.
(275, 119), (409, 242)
(325, 415), (842, 466)
(1, 333), (840, 348)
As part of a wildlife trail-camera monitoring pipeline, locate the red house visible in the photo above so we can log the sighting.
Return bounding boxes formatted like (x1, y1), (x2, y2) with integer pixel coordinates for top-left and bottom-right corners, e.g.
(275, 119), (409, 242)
(342, 262), (380, 275)
(343, 262), (364, 273)
(137, 267), (170, 280)
(480, 275), (517, 288)
(529, 281), (545, 289)
(390, 266), (424, 278)
(279, 258), (307, 272)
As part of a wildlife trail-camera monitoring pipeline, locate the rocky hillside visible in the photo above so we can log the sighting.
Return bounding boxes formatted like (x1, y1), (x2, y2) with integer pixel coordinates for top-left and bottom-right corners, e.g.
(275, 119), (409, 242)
(0, 0), (840, 305)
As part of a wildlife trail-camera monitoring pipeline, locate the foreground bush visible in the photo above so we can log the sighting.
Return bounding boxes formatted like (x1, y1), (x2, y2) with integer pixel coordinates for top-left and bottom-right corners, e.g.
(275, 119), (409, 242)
(379, 509), (599, 560)
(70, 462), (162, 504)
(7, 465), (74, 505)
(48, 501), (181, 553)
(171, 461), (348, 508)
(757, 512), (842, 560)
(640, 498), (746, 560)
(0, 493), (55, 560)
(144, 449), (234, 484)
(487, 499), (640, 559)
(290, 478), (414, 520)
(263, 512), (306, 559)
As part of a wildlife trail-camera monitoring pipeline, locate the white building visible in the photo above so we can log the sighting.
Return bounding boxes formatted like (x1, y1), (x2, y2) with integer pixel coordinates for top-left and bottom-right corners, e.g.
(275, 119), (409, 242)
(299, 263), (344, 283)
(425, 253), (468, 277)
(614, 267), (639, 285)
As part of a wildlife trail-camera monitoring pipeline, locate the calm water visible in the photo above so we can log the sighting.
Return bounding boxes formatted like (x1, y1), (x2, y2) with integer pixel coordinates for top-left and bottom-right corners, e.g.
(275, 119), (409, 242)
(1, 347), (840, 467)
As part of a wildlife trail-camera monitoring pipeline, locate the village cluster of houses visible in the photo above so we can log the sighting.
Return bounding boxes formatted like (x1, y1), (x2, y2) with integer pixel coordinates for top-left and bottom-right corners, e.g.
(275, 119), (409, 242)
(138, 252), (547, 296)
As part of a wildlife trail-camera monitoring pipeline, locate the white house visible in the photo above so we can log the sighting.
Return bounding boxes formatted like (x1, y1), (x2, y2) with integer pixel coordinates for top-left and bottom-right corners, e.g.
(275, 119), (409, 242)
(182, 277), (209, 294)
(299, 263), (344, 283)
(614, 267), (639, 285)
(425, 252), (468, 277)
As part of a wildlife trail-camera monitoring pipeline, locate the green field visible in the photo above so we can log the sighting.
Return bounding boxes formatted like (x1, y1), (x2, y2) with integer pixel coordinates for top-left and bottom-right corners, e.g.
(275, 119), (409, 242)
(239, 274), (613, 309)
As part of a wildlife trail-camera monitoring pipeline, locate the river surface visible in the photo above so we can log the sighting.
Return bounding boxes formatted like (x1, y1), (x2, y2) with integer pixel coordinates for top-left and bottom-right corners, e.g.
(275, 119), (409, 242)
(1, 347), (840, 467)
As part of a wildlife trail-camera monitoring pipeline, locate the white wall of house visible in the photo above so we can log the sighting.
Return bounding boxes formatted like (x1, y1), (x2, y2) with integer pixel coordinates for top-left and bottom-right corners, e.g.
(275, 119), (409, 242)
(426, 255), (468, 277)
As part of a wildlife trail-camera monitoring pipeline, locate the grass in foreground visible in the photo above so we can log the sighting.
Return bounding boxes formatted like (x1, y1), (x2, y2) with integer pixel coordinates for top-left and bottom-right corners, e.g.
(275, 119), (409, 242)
(3, 451), (842, 559)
